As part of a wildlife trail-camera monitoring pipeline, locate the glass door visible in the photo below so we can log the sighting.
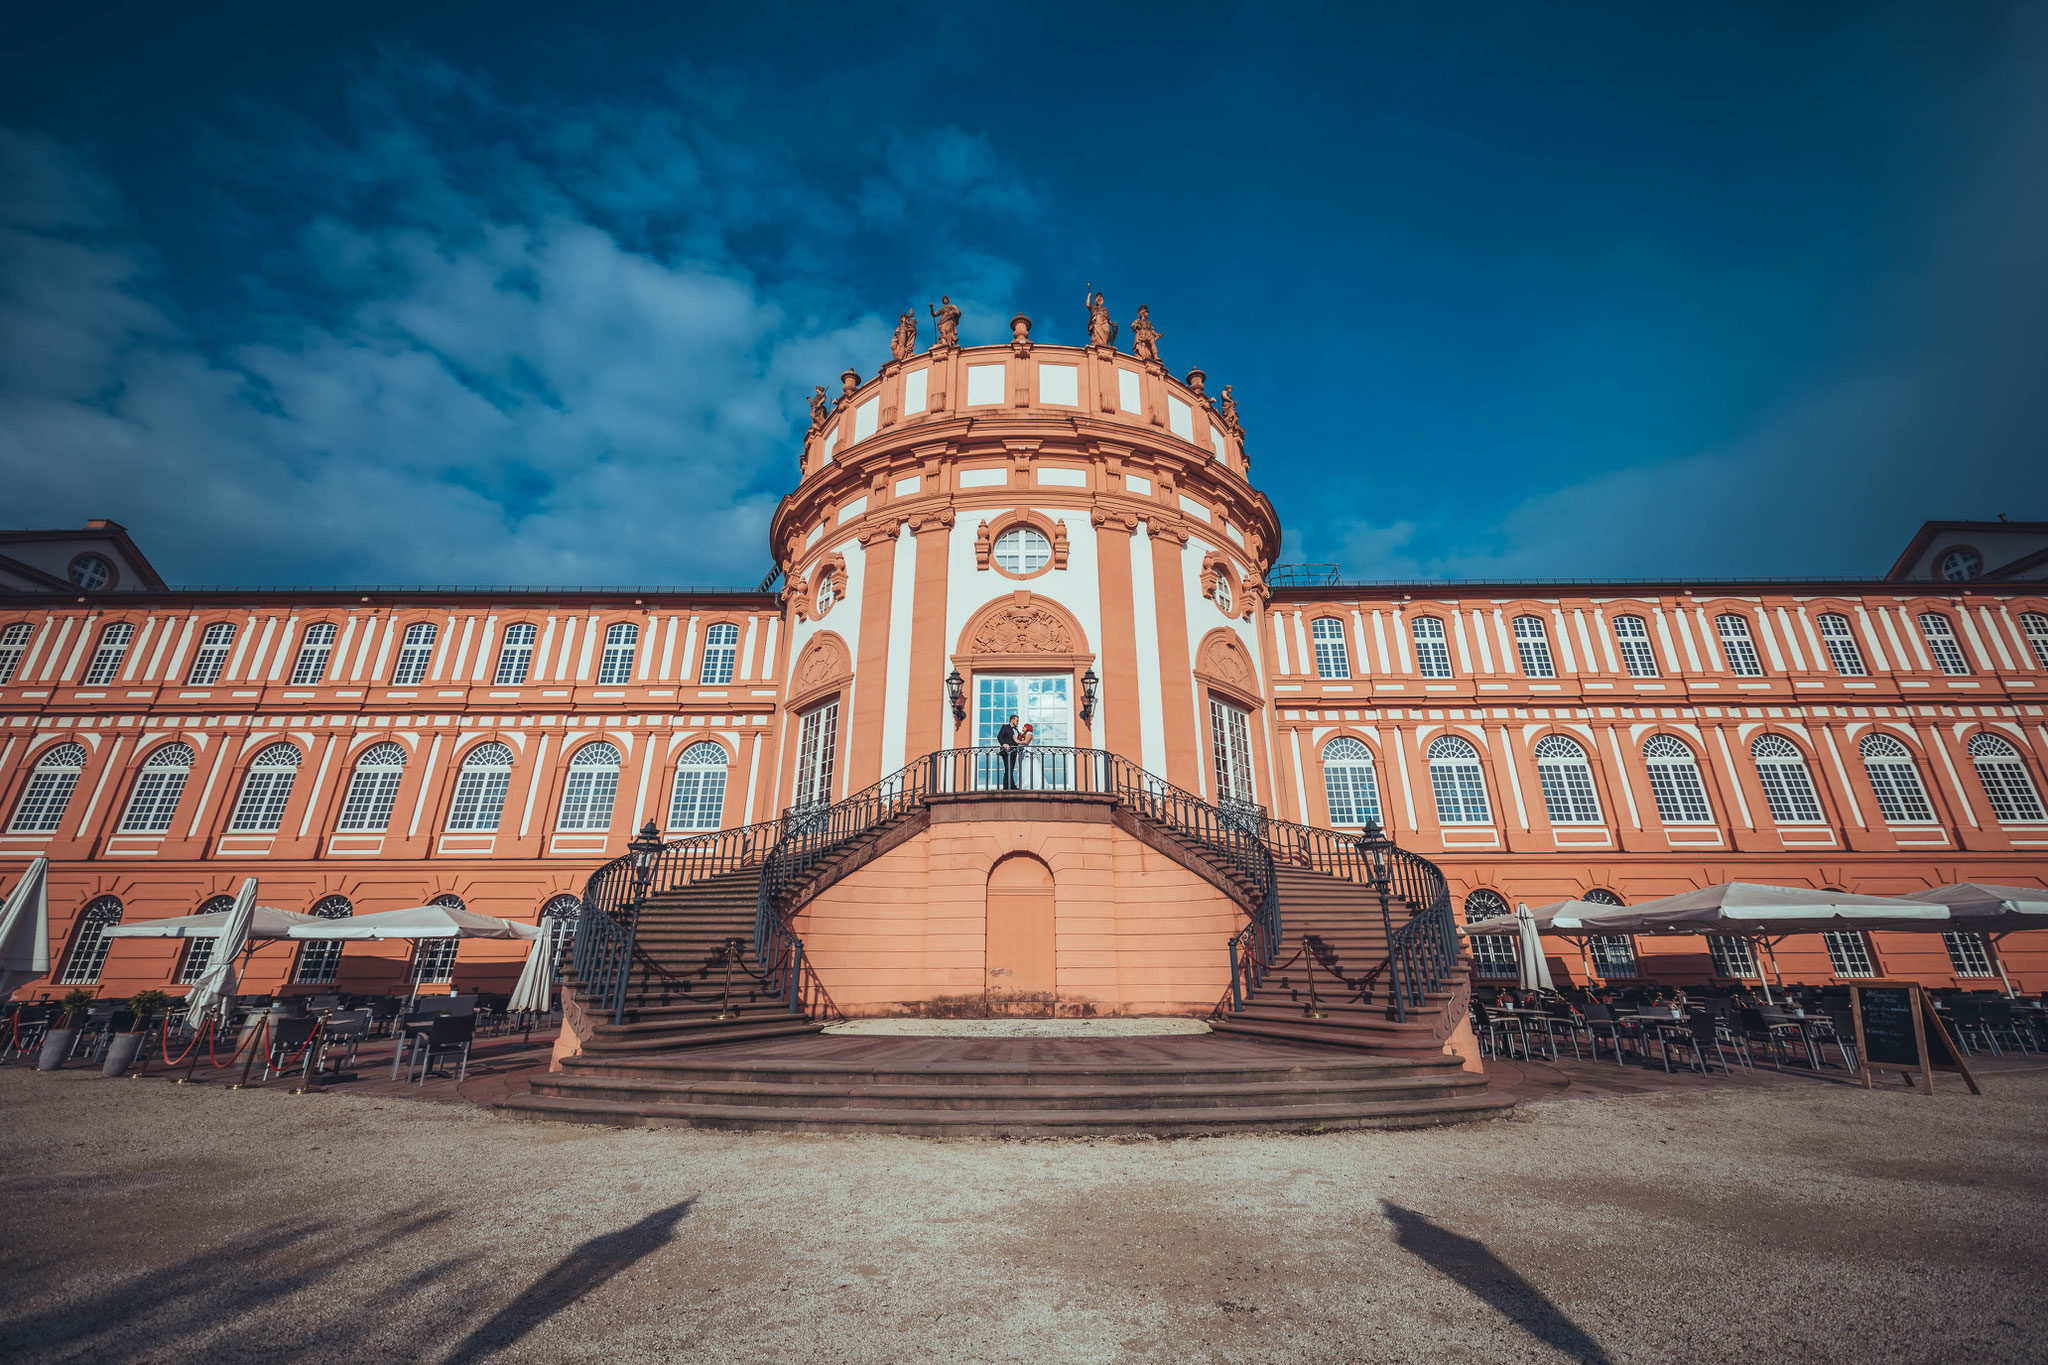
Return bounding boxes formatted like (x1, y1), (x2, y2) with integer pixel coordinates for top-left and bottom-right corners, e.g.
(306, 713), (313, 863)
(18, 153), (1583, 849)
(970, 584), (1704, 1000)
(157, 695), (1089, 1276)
(792, 699), (840, 816)
(1208, 697), (1262, 831)
(973, 674), (1073, 789)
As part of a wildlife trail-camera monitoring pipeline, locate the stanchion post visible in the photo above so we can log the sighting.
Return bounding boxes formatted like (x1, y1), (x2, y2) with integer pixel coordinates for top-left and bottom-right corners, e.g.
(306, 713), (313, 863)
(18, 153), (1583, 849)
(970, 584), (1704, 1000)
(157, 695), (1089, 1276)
(174, 1014), (214, 1085)
(289, 1016), (326, 1095)
(225, 1017), (266, 1090)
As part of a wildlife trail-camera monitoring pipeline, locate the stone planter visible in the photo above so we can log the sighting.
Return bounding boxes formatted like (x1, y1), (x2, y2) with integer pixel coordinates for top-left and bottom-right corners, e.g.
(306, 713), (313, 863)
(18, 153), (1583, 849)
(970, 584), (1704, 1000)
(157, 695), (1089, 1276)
(37, 1027), (78, 1071)
(101, 1031), (145, 1077)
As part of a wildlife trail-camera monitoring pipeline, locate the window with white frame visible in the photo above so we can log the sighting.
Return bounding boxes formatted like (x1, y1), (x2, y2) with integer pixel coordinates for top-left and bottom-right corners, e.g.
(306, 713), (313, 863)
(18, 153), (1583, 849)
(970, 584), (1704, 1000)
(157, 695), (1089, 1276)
(1464, 889), (1517, 978)
(1939, 547), (1981, 582)
(993, 527), (1052, 575)
(1427, 735), (1491, 824)
(1858, 733), (1934, 823)
(1533, 734), (1601, 824)
(1943, 931), (1997, 979)
(1918, 613), (1970, 675)
(493, 622), (537, 685)
(699, 623), (739, 685)
(81, 622), (135, 686)
(1320, 737), (1380, 826)
(668, 741), (730, 831)
(2020, 612), (2048, 671)
(792, 701), (840, 809)
(293, 895), (354, 984)
(391, 623), (437, 685)
(118, 743), (196, 833)
(59, 896), (123, 985)
(598, 622), (639, 685)
(1411, 616), (1452, 679)
(1612, 614), (1658, 678)
(0, 622), (32, 684)
(541, 895), (582, 971)
(1707, 934), (1758, 979)
(1311, 618), (1350, 679)
(1816, 613), (1867, 676)
(1581, 890), (1637, 977)
(70, 555), (112, 590)
(1823, 930), (1878, 978)
(446, 742), (515, 832)
(186, 622), (235, 685)
(1751, 734), (1825, 824)
(558, 742), (623, 830)
(1513, 616), (1555, 678)
(1209, 699), (1257, 811)
(8, 742), (87, 834)
(1642, 735), (1713, 824)
(413, 937), (458, 985)
(1968, 733), (2046, 822)
(336, 741), (408, 832)
(288, 623), (338, 685)
(177, 895), (237, 985)
(227, 742), (303, 833)
(1715, 614), (1763, 676)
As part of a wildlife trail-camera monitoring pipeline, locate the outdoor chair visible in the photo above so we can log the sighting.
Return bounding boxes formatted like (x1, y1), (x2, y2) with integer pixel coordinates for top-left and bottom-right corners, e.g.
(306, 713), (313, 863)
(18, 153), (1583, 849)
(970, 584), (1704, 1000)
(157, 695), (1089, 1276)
(1979, 998), (2034, 1054)
(1739, 1007), (1801, 1070)
(1469, 1000), (1527, 1061)
(317, 1009), (370, 1072)
(406, 1015), (475, 1084)
(262, 1016), (320, 1081)
(1799, 1012), (1855, 1069)
(1578, 999), (1633, 1065)
(364, 998), (401, 1035)
(306, 995), (342, 1012)
(1531, 998), (1583, 1061)
(1947, 998), (1998, 1056)
(5, 1002), (60, 1062)
(1656, 1012), (1747, 1076)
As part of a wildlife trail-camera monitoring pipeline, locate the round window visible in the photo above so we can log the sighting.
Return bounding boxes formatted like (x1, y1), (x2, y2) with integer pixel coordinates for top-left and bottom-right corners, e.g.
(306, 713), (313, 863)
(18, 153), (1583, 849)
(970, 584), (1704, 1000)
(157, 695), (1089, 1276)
(70, 554), (113, 590)
(992, 527), (1051, 575)
(1939, 547), (1981, 582)
(1212, 575), (1233, 612)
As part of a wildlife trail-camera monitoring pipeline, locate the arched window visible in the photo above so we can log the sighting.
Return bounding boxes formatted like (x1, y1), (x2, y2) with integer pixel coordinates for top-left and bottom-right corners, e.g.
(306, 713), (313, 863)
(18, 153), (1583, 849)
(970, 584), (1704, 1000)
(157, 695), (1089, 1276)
(1751, 734), (1824, 824)
(1918, 613), (1970, 675)
(1210, 573), (1234, 613)
(294, 895), (354, 984)
(2020, 612), (2048, 671)
(414, 893), (467, 983)
(228, 742), (303, 833)
(1580, 888), (1637, 977)
(1858, 734), (1934, 823)
(1816, 613), (1867, 676)
(1464, 889), (1515, 978)
(1532, 734), (1601, 824)
(699, 623), (739, 685)
(541, 894), (582, 970)
(177, 894), (237, 985)
(186, 622), (236, 685)
(1311, 618), (1350, 679)
(1513, 616), (1555, 678)
(559, 742), (623, 831)
(598, 622), (639, 685)
(391, 622), (438, 685)
(1320, 737), (1380, 827)
(1612, 614), (1657, 678)
(1968, 734), (2046, 822)
(993, 526), (1051, 575)
(59, 896), (123, 985)
(337, 741), (408, 832)
(814, 574), (838, 613)
(118, 743), (196, 834)
(668, 741), (730, 832)
(1642, 735), (1712, 825)
(1940, 547), (1981, 582)
(1427, 735), (1490, 825)
(447, 742), (515, 832)
(81, 622), (135, 686)
(8, 741), (88, 834)
(1715, 614), (1763, 676)
(288, 623), (338, 685)
(0, 622), (33, 684)
(493, 623), (537, 685)
(1411, 616), (1452, 679)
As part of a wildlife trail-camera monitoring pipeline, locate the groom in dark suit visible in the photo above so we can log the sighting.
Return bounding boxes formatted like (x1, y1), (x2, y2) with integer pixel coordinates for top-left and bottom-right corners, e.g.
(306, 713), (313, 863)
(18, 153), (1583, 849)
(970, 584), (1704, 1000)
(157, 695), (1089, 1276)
(996, 713), (1024, 790)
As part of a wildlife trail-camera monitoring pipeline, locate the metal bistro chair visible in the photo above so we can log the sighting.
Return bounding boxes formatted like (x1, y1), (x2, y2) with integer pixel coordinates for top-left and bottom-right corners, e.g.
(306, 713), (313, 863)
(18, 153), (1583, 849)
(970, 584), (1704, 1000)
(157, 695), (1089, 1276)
(317, 1009), (371, 1073)
(1530, 996), (1583, 1061)
(390, 1011), (441, 1080)
(1578, 999), (1634, 1066)
(1979, 997), (2036, 1055)
(406, 1015), (476, 1085)
(1945, 997), (1999, 1057)
(1659, 1011), (1750, 1076)
(262, 1016), (320, 1081)
(1738, 1007), (1802, 1071)
(1469, 999), (1529, 1061)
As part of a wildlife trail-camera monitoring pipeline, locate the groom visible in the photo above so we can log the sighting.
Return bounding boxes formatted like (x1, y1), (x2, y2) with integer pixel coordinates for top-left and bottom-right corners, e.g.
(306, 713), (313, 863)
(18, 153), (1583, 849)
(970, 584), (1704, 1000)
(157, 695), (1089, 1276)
(995, 713), (1028, 790)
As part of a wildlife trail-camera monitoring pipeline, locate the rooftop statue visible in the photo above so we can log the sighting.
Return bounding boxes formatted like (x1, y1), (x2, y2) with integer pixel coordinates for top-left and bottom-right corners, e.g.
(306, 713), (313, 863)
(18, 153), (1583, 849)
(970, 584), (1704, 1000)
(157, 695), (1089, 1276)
(928, 295), (961, 348)
(808, 385), (830, 432)
(1085, 289), (1118, 348)
(1218, 384), (1242, 434)
(891, 309), (918, 362)
(1130, 305), (1162, 364)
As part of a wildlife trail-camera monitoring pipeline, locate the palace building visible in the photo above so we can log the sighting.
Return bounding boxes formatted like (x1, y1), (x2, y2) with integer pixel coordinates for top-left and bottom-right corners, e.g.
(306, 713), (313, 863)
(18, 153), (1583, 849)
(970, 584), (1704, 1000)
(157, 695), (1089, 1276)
(4, 306), (2047, 1075)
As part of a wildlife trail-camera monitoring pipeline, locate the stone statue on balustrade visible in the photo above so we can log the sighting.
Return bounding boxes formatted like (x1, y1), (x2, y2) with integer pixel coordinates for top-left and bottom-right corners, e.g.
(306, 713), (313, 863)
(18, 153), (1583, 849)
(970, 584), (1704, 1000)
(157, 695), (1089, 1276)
(1218, 384), (1242, 434)
(1085, 289), (1118, 348)
(891, 310), (918, 362)
(808, 385), (830, 432)
(1130, 305), (1162, 364)
(928, 295), (961, 348)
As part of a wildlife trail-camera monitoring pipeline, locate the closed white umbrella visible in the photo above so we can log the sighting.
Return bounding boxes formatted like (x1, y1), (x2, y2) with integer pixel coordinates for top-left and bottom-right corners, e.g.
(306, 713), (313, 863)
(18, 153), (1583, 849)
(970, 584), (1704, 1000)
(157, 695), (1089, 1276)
(1514, 903), (1555, 992)
(0, 857), (51, 1000)
(181, 878), (258, 1025)
(507, 928), (556, 1015)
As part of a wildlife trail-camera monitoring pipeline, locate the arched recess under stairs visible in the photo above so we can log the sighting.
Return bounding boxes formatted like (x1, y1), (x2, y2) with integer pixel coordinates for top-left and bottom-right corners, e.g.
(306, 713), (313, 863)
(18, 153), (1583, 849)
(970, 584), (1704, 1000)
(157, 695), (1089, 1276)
(985, 852), (1056, 998)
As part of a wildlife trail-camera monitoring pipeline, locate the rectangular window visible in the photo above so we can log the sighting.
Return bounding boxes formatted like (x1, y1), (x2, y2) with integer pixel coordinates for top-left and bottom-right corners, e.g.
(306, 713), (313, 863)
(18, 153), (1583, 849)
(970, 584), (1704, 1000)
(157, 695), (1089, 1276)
(1589, 935), (1638, 978)
(447, 768), (511, 832)
(228, 770), (297, 834)
(288, 623), (337, 685)
(1411, 617), (1452, 679)
(598, 624), (638, 685)
(1311, 618), (1350, 679)
(186, 623), (235, 685)
(1513, 616), (1555, 677)
(1817, 614), (1867, 676)
(82, 623), (135, 686)
(793, 700), (840, 809)
(0, 623), (31, 684)
(1167, 396), (1194, 443)
(1038, 363), (1078, 407)
(1919, 614), (1970, 675)
(1208, 698), (1256, 810)
(903, 368), (928, 415)
(1117, 369), (1141, 413)
(2021, 613), (2048, 670)
(966, 363), (1005, 406)
(1707, 935), (1758, 979)
(1716, 615), (1763, 676)
(1612, 615), (1658, 678)
(413, 939), (458, 985)
(295, 939), (345, 985)
(493, 623), (536, 685)
(177, 937), (219, 986)
(853, 395), (879, 442)
(391, 624), (437, 685)
(1823, 930), (1877, 978)
(1470, 934), (1519, 979)
(699, 624), (739, 685)
(1942, 931), (1997, 979)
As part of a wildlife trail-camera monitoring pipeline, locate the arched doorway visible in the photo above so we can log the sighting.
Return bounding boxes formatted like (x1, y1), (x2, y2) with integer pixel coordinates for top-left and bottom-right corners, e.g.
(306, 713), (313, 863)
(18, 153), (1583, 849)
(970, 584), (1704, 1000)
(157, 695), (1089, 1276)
(986, 853), (1055, 997)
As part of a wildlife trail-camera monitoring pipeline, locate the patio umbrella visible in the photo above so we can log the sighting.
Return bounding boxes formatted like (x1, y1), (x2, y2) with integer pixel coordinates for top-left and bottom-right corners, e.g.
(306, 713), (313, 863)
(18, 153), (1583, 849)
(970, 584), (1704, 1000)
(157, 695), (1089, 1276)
(102, 904), (325, 941)
(1900, 883), (2048, 996)
(1513, 903), (1555, 992)
(507, 927), (557, 1015)
(0, 857), (50, 999)
(286, 904), (540, 1008)
(179, 878), (258, 1026)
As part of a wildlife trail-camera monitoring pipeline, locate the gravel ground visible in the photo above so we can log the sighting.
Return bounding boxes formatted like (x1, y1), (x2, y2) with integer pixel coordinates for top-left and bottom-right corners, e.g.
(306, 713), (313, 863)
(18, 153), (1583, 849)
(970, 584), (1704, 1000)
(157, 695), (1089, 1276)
(2, 1065), (2045, 1364)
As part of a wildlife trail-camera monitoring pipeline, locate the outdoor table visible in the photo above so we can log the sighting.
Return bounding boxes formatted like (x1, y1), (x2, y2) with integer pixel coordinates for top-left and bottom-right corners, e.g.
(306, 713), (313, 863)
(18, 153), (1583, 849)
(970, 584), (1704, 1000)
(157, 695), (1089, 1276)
(1757, 1010), (1825, 1069)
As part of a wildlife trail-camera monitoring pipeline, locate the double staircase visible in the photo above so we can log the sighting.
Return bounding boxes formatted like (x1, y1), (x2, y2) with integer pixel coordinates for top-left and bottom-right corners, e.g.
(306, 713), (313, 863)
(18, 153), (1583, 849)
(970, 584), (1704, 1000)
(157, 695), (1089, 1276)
(503, 747), (1507, 1134)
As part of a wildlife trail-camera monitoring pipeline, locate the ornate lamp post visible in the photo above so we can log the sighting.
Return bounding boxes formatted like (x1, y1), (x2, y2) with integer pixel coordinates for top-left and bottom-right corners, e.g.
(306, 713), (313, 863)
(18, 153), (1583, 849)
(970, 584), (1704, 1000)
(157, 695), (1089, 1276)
(1079, 667), (1099, 725)
(946, 668), (967, 725)
(629, 820), (664, 911)
(1356, 818), (1398, 960)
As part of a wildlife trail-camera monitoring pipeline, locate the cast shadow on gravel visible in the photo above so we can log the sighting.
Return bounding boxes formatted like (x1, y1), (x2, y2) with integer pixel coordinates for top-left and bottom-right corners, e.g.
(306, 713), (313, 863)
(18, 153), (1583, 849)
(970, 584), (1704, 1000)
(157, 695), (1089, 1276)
(1382, 1201), (1615, 1365)
(441, 1199), (695, 1365)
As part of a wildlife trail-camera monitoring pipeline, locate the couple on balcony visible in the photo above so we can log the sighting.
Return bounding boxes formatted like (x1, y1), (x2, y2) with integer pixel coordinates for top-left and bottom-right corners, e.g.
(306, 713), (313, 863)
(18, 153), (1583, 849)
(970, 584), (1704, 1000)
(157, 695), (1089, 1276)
(996, 713), (1036, 791)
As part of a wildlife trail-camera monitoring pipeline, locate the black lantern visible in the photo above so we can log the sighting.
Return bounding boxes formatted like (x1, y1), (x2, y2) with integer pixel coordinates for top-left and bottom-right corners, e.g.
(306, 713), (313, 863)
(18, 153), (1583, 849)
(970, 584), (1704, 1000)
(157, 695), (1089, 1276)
(1356, 818), (1396, 889)
(629, 820), (664, 902)
(1079, 666), (1099, 723)
(946, 668), (967, 723)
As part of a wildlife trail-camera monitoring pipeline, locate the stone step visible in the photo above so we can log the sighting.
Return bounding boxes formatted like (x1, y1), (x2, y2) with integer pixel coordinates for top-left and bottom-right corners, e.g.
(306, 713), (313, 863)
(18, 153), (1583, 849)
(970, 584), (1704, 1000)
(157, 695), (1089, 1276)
(559, 1050), (1466, 1086)
(1209, 1017), (1459, 1057)
(578, 1018), (822, 1054)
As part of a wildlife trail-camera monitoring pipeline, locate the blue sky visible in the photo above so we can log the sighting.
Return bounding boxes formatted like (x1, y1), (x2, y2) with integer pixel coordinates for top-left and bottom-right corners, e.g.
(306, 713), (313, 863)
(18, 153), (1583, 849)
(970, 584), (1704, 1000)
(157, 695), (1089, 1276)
(1, 1), (2042, 586)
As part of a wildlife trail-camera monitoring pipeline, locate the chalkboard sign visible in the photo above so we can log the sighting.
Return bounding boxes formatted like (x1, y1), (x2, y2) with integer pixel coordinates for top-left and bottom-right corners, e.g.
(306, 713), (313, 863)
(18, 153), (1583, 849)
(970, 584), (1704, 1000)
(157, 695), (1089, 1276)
(1849, 981), (1981, 1096)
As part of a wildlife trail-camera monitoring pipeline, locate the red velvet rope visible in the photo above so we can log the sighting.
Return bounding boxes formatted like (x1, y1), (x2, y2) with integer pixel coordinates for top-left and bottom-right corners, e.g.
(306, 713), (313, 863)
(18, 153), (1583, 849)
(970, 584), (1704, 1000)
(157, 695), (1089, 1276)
(163, 1015), (211, 1067)
(210, 1015), (265, 1069)
(273, 1021), (322, 1072)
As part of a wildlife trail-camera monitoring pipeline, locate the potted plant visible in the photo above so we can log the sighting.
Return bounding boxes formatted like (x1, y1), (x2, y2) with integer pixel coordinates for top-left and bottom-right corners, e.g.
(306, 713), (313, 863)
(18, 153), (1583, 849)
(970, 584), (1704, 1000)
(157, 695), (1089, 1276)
(102, 990), (168, 1077)
(37, 988), (96, 1071)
